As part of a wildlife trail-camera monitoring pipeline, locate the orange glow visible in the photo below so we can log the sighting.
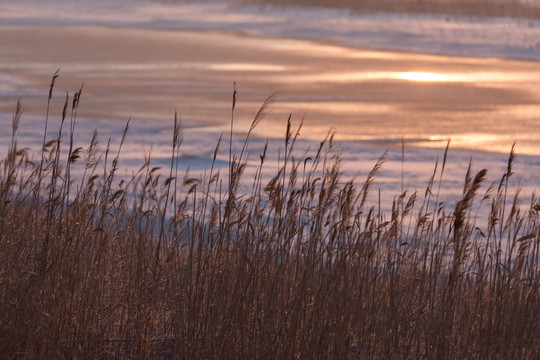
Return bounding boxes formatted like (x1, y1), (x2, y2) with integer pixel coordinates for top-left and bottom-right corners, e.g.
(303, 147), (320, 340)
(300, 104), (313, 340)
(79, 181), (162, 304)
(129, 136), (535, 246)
(396, 72), (447, 82)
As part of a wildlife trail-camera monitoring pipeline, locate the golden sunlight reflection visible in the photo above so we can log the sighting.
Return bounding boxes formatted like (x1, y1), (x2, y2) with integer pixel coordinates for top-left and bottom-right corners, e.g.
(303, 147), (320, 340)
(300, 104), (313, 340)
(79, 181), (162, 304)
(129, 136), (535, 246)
(415, 134), (506, 152)
(428, 134), (500, 143)
(279, 102), (394, 114)
(273, 70), (540, 84)
(396, 72), (448, 82)
(341, 132), (517, 154)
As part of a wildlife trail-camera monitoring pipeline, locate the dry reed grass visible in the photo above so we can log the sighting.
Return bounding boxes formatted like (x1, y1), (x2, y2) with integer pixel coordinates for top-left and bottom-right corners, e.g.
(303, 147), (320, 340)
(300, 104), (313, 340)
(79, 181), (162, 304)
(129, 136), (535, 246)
(0, 74), (538, 359)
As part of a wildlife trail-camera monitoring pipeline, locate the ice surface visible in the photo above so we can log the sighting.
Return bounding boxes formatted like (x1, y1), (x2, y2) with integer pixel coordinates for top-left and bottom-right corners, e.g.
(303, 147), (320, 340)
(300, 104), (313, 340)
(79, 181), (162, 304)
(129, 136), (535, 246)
(2, 0), (540, 60)
(1, 0), (540, 218)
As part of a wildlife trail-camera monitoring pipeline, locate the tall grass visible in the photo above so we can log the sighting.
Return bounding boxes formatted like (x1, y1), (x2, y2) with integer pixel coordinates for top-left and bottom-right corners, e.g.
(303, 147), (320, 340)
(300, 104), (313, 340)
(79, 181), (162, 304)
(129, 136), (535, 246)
(0, 76), (538, 359)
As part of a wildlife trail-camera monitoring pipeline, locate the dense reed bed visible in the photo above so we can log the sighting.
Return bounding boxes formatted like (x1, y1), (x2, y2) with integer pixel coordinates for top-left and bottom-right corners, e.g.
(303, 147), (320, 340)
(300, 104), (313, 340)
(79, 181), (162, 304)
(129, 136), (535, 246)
(1, 76), (539, 359)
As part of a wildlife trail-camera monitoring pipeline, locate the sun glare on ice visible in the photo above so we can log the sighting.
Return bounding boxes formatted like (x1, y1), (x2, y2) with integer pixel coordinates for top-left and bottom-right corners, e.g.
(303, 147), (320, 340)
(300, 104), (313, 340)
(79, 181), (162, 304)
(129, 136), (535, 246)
(396, 72), (448, 82)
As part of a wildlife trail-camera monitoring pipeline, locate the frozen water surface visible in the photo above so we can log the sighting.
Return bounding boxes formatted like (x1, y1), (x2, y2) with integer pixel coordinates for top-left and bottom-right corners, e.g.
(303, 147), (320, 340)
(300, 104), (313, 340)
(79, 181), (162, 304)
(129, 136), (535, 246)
(1, 0), (540, 215)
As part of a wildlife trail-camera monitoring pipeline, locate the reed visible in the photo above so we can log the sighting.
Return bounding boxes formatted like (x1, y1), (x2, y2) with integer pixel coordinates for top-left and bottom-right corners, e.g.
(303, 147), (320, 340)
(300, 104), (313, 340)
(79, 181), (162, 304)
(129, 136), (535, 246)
(0, 77), (538, 359)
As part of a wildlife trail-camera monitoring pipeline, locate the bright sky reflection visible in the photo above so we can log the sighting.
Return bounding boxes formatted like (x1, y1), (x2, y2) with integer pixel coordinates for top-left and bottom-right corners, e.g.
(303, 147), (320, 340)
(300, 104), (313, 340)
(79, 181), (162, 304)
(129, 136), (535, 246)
(415, 133), (513, 153)
(396, 72), (447, 82)
(275, 70), (540, 84)
(428, 134), (500, 143)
